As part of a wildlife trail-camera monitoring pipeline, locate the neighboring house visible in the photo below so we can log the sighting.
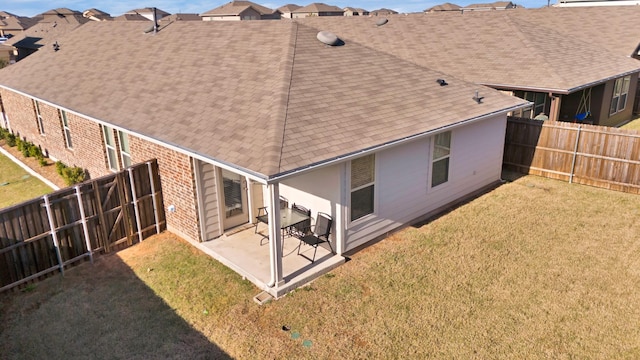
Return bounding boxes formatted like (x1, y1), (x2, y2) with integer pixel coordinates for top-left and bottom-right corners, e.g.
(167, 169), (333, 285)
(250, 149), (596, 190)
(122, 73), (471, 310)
(555, 0), (640, 6)
(0, 11), (38, 38)
(343, 7), (369, 16)
(290, 3), (344, 17)
(462, 1), (517, 10)
(114, 14), (151, 21)
(298, 8), (640, 126)
(4, 8), (88, 61)
(159, 13), (202, 24)
(201, 1), (281, 21)
(425, 3), (462, 12)
(0, 43), (17, 66)
(0, 21), (527, 297)
(124, 8), (170, 21)
(278, 4), (302, 18)
(82, 8), (113, 21)
(369, 8), (399, 16)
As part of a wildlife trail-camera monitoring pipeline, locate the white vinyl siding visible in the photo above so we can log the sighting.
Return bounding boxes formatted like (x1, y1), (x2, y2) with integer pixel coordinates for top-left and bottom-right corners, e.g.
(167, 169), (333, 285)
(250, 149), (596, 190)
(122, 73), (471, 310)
(118, 131), (131, 168)
(345, 114), (507, 251)
(610, 76), (631, 115)
(60, 110), (72, 149)
(102, 125), (119, 171)
(34, 100), (44, 134)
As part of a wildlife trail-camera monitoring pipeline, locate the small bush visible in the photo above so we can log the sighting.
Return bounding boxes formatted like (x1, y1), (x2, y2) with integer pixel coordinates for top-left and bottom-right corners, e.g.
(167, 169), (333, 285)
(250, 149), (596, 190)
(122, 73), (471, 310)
(6, 133), (17, 147)
(55, 161), (66, 176)
(38, 157), (48, 167)
(28, 144), (43, 159)
(0, 127), (8, 140)
(61, 166), (85, 185)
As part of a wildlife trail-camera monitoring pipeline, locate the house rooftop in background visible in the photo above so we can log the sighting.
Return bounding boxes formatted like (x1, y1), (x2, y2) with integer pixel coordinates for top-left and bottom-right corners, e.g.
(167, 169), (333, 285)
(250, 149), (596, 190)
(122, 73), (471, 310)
(278, 4), (302, 18)
(369, 8), (399, 15)
(159, 13), (202, 23)
(114, 13), (150, 21)
(82, 8), (113, 21)
(425, 3), (462, 12)
(343, 7), (370, 16)
(34, 8), (90, 24)
(290, 3), (344, 17)
(461, 1), (517, 10)
(0, 12), (39, 35)
(201, 1), (281, 20)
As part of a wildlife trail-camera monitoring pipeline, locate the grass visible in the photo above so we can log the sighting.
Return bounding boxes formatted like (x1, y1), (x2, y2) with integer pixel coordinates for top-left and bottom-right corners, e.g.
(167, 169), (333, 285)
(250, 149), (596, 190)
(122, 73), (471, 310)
(0, 152), (53, 208)
(1, 173), (640, 358)
(621, 116), (640, 131)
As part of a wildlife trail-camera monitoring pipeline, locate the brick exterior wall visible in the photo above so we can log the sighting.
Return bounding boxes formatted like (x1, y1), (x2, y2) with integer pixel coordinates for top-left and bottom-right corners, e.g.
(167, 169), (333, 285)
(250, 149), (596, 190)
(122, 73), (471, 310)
(0, 88), (202, 243)
(0, 89), (109, 179)
(129, 136), (201, 242)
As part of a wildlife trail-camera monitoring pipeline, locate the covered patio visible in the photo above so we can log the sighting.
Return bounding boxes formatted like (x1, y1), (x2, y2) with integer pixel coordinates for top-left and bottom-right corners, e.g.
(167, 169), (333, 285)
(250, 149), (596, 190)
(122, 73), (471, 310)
(191, 222), (345, 298)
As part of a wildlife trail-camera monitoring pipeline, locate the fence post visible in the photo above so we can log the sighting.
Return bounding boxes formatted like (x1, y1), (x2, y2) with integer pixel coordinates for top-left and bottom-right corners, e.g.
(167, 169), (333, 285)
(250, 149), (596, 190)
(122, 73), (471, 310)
(569, 125), (582, 184)
(43, 194), (64, 276)
(75, 185), (94, 264)
(128, 167), (143, 243)
(147, 161), (161, 235)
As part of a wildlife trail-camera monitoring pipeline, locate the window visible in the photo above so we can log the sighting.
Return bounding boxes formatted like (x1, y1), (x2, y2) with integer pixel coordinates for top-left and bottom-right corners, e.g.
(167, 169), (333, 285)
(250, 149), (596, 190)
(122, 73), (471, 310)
(610, 76), (631, 115)
(431, 131), (451, 187)
(118, 131), (131, 168)
(513, 91), (547, 118)
(102, 125), (119, 171)
(350, 154), (375, 221)
(34, 100), (44, 134)
(60, 110), (72, 149)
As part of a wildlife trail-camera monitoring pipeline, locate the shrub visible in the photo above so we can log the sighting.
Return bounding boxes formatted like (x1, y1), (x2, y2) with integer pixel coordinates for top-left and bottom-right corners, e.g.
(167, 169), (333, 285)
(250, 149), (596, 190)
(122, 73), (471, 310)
(6, 133), (17, 147)
(28, 144), (43, 159)
(55, 161), (66, 176)
(38, 157), (48, 167)
(0, 127), (8, 140)
(61, 166), (85, 185)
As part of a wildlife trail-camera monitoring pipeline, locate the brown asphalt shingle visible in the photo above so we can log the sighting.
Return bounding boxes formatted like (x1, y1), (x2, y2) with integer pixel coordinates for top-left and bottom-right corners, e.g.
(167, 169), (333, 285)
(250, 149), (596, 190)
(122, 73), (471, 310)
(0, 20), (525, 178)
(297, 10), (640, 93)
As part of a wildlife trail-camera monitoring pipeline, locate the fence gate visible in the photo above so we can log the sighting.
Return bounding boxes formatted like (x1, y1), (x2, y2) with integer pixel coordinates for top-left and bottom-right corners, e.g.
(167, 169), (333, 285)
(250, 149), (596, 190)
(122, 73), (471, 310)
(0, 160), (165, 292)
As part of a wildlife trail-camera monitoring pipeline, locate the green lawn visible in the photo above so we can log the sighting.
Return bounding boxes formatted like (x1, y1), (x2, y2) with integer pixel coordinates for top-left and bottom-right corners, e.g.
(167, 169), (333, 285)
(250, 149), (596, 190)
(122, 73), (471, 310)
(2, 173), (640, 359)
(0, 152), (53, 208)
(621, 116), (640, 131)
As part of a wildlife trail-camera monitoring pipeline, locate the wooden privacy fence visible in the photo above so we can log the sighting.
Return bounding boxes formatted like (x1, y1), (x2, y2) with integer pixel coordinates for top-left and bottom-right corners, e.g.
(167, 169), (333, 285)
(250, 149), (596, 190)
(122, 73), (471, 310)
(504, 117), (640, 194)
(0, 160), (166, 292)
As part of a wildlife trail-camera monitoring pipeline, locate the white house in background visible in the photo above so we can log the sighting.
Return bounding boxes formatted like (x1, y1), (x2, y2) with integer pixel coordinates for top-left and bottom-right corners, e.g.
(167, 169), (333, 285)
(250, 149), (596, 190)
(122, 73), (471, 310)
(0, 20), (527, 297)
(278, 4), (302, 18)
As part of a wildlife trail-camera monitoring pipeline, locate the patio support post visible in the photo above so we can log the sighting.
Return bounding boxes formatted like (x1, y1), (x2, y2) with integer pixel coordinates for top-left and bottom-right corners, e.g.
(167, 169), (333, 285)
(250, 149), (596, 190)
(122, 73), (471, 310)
(549, 93), (561, 121)
(266, 183), (284, 288)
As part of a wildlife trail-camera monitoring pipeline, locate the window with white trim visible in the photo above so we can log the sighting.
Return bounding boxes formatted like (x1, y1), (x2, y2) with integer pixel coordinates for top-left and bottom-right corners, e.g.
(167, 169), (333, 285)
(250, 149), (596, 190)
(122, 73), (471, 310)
(610, 76), (631, 115)
(431, 131), (451, 187)
(350, 154), (375, 222)
(34, 100), (44, 134)
(118, 131), (131, 168)
(102, 125), (119, 171)
(60, 110), (73, 149)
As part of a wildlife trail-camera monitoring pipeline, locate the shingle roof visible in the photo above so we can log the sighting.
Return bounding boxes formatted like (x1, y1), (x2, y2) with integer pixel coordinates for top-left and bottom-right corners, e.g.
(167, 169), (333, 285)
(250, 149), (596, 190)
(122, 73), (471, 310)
(0, 21), (525, 178)
(125, 8), (171, 17)
(0, 14), (38, 31)
(5, 20), (85, 49)
(278, 4), (302, 12)
(297, 11), (640, 93)
(201, 1), (278, 16)
(113, 14), (150, 21)
(426, 3), (462, 12)
(292, 3), (344, 13)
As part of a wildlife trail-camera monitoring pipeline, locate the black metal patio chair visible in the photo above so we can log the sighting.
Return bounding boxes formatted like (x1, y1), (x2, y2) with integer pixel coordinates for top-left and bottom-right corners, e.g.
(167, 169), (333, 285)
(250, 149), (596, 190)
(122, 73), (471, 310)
(297, 212), (334, 263)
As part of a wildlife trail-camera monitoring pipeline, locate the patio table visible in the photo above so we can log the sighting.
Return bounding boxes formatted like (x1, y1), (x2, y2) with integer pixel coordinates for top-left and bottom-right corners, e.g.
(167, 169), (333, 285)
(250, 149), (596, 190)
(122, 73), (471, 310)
(257, 208), (310, 232)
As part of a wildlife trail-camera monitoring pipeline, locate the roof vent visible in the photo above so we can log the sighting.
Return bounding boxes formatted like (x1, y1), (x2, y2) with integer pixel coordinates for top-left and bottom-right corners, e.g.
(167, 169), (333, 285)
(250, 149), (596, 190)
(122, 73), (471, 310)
(473, 90), (484, 104)
(436, 79), (448, 86)
(52, 41), (60, 51)
(317, 31), (340, 46)
(376, 18), (388, 26)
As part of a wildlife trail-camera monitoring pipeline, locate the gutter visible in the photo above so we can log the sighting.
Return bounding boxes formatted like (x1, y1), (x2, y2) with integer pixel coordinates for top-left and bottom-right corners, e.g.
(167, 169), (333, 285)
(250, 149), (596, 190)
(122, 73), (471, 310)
(266, 102), (531, 183)
(0, 85), (270, 184)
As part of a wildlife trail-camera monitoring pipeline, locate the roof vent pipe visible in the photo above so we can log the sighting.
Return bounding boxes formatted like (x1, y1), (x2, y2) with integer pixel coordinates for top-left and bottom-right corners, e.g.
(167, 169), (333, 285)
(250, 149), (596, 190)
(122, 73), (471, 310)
(152, 7), (159, 33)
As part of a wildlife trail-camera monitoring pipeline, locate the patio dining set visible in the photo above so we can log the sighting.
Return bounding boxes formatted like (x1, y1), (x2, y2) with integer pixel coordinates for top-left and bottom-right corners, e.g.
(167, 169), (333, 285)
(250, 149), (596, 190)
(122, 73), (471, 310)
(255, 197), (333, 263)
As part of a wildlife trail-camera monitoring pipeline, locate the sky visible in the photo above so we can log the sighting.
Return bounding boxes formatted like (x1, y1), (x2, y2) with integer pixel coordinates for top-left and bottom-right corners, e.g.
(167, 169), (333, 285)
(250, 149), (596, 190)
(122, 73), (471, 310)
(4, 0), (551, 18)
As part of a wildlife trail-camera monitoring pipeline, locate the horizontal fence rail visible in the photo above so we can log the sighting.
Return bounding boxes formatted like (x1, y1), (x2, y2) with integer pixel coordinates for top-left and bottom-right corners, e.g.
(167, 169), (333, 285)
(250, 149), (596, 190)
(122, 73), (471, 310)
(504, 117), (640, 194)
(0, 160), (166, 292)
